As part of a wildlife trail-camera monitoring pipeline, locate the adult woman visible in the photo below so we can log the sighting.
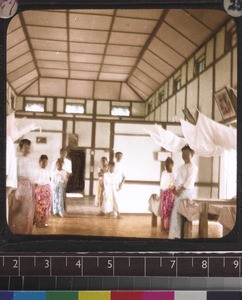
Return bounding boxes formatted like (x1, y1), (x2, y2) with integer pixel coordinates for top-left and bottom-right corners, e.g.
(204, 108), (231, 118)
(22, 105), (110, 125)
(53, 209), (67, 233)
(9, 139), (35, 234)
(33, 155), (51, 227)
(168, 145), (198, 239)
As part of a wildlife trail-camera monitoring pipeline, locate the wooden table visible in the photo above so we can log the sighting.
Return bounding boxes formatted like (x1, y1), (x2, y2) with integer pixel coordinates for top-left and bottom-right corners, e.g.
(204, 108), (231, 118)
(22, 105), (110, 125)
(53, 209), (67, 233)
(192, 198), (236, 238)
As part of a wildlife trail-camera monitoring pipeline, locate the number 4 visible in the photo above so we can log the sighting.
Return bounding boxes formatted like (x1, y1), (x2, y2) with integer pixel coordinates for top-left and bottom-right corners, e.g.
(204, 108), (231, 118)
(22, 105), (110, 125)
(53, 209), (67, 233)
(76, 260), (81, 268)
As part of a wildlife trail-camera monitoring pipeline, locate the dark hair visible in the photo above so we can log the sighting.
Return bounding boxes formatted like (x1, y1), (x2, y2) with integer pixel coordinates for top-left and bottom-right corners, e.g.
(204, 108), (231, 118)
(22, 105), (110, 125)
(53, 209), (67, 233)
(60, 148), (67, 153)
(115, 152), (123, 156)
(39, 154), (48, 162)
(56, 158), (63, 167)
(19, 139), (31, 149)
(181, 145), (195, 155)
(109, 162), (115, 167)
(101, 157), (108, 161)
(165, 157), (174, 165)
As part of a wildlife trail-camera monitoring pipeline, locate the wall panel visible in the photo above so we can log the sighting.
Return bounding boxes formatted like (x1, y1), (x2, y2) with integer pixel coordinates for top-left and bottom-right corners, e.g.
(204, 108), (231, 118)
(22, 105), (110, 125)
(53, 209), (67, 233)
(75, 121), (92, 147)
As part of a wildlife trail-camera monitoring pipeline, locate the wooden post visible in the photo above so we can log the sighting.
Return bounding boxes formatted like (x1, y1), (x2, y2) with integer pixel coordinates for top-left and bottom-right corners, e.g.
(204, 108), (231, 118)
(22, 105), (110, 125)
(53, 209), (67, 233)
(223, 226), (230, 237)
(151, 213), (157, 227)
(199, 202), (209, 238)
(183, 220), (193, 238)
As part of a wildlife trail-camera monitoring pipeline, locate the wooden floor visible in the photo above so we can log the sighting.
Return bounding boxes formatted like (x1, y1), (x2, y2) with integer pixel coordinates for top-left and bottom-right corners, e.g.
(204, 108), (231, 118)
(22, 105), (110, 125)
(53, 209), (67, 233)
(32, 196), (223, 239)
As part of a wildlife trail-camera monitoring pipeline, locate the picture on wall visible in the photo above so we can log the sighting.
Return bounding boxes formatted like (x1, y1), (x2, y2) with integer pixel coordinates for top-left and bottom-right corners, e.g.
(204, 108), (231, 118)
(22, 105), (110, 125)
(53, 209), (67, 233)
(214, 87), (236, 120)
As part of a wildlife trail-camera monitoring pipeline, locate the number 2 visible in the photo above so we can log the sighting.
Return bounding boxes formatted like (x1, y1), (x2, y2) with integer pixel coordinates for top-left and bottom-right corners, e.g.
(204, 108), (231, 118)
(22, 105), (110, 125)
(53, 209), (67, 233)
(13, 259), (18, 269)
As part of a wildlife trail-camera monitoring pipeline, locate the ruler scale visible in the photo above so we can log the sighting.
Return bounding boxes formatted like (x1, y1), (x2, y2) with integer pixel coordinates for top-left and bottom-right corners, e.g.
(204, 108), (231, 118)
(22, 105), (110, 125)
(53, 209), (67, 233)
(0, 253), (241, 278)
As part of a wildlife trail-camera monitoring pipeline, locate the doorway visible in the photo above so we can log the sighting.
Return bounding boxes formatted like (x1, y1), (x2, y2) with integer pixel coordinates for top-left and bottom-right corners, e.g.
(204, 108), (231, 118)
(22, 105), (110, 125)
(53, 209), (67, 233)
(66, 149), (85, 193)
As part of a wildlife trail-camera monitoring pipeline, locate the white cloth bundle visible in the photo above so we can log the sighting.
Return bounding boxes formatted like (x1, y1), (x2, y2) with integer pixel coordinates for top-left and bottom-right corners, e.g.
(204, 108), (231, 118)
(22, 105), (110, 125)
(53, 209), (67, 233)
(146, 112), (236, 157)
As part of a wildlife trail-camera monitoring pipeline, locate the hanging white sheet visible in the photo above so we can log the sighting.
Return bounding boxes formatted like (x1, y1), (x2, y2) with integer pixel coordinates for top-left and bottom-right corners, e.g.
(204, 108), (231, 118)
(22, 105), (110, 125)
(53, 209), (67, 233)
(180, 112), (236, 157)
(144, 124), (186, 152)
(146, 112), (236, 157)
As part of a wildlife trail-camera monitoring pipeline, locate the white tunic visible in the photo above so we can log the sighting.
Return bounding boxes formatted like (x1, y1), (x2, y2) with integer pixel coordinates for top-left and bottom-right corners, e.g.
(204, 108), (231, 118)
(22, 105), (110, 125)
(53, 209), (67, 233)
(34, 168), (51, 185)
(17, 155), (36, 181)
(51, 158), (72, 175)
(115, 161), (125, 184)
(160, 170), (176, 190)
(176, 162), (198, 190)
(168, 162), (198, 239)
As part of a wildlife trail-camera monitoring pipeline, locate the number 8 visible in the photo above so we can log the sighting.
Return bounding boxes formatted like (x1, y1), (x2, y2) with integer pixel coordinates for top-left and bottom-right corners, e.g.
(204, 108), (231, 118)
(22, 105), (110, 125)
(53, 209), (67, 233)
(202, 260), (207, 269)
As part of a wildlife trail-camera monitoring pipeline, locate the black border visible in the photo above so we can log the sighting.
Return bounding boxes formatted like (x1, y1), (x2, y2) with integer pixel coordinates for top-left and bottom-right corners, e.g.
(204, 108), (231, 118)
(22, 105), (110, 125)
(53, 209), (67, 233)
(0, 0), (241, 253)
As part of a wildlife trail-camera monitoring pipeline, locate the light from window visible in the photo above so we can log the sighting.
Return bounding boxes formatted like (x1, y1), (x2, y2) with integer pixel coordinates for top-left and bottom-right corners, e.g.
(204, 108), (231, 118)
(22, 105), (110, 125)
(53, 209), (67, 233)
(111, 107), (130, 116)
(25, 103), (44, 112)
(198, 59), (205, 73)
(65, 104), (84, 114)
(158, 91), (165, 103)
(174, 79), (181, 92)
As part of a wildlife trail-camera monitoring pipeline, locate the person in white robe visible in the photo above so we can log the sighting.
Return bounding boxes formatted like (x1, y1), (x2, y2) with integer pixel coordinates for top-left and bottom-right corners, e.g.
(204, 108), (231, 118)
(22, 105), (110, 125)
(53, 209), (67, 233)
(51, 148), (72, 178)
(102, 162), (120, 217)
(168, 145), (198, 239)
(51, 159), (68, 217)
(114, 152), (126, 190)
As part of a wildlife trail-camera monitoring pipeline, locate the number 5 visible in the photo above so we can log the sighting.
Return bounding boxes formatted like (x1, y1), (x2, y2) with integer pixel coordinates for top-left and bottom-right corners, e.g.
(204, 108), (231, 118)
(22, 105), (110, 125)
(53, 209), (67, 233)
(107, 260), (113, 269)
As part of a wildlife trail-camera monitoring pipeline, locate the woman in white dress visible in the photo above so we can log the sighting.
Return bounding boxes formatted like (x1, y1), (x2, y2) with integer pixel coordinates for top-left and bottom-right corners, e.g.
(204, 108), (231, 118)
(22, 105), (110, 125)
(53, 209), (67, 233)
(168, 145), (198, 239)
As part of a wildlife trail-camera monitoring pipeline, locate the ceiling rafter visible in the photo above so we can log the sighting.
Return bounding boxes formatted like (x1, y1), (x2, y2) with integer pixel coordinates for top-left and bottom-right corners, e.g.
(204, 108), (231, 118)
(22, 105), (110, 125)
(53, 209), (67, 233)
(125, 9), (169, 84)
(19, 14), (40, 78)
(131, 74), (156, 92)
(183, 9), (213, 32)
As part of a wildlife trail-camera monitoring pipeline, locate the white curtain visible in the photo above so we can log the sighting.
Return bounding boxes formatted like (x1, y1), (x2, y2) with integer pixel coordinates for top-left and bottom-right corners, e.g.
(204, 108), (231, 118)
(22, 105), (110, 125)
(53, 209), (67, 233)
(7, 112), (37, 141)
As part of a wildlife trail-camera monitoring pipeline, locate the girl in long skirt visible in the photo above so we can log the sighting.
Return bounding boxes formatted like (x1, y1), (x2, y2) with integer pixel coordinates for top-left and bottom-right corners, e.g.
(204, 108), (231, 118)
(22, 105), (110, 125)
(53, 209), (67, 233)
(95, 157), (109, 215)
(160, 157), (176, 230)
(52, 159), (67, 217)
(8, 139), (35, 234)
(33, 155), (51, 227)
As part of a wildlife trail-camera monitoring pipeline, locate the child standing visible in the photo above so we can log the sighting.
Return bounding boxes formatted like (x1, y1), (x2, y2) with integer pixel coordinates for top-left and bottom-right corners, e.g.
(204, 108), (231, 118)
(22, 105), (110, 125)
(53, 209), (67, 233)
(95, 157), (109, 215)
(51, 159), (68, 217)
(160, 157), (176, 230)
(34, 155), (52, 227)
(102, 162), (121, 218)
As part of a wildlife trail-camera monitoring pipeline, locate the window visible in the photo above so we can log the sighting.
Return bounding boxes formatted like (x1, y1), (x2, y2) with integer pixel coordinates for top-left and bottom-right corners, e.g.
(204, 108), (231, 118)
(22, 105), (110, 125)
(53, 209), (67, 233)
(194, 55), (205, 75)
(65, 104), (84, 114)
(174, 78), (181, 92)
(158, 91), (165, 104)
(25, 102), (44, 112)
(225, 27), (237, 52)
(111, 107), (130, 116)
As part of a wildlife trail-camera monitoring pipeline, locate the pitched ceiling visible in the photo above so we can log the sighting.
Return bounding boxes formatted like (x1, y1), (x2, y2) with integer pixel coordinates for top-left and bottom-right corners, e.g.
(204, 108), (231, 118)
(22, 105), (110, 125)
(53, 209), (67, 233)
(7, 8), (228, 102)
